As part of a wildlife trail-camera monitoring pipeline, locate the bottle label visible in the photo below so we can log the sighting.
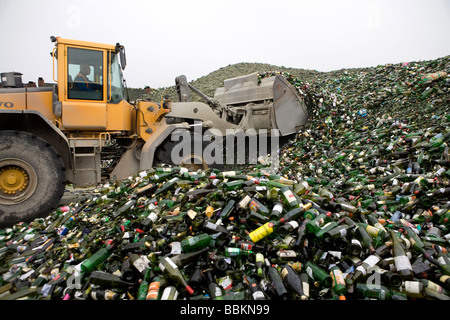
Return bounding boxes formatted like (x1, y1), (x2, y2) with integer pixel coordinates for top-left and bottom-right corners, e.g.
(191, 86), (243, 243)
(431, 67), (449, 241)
(248, 222), (274, 243)
(170, 242), (182, 255)
(339, 228), (347, 237)
(240, 242), (253, 251)
(437, 256), (447, 266)
(226, 248), (240, 256)
(149, 212), (158, 223)
(302, 282), (310, 298)
(222, 171), (236, 178)
(272, 204), (283, 213)
(179, 167), (188, 174)
(205, 221), (218, 231)
(252, 291), (265, 300)
(394, 255), (412, 271)
(440, 275), (450, 282)
(159, 257), (178, 272)
(146, 282), (160, 300)
(320, 222), (332, 230)
(133, 256), (149, 273)
(306, 266), (314, 280)
(161, 287), (178, 300)
(277, 250), (296, 258)
(187, 237), (197, 246)
(255, 253), (264, 264)
(365, 255), (380, 267)
(331, 269), (345, 286)
(426, 281), (443, 293)
(249, 200), (260, 212)
(314, 218), (325, 228)
(239, 195), (251, 208)
(365, 225), (381, 237)
(283, 190), (297, 205)
(284, 235), (295, 246)
(212, 286), (223, 298)
(168, 177), (178, 184)
(288, 221), (299, 229)
(404, 281), (421, 294)
(281, 268), (289, 279)
(356, 265), (367, 276)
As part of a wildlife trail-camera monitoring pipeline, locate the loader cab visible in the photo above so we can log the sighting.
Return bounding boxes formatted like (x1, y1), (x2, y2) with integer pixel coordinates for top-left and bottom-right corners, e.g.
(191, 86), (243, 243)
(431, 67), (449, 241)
(52, 37), (132, 131)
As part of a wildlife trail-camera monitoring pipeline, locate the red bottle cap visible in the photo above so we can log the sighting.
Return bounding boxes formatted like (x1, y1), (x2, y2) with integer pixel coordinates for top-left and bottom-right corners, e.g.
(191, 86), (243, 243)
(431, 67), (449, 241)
(186, 285), (194, 295)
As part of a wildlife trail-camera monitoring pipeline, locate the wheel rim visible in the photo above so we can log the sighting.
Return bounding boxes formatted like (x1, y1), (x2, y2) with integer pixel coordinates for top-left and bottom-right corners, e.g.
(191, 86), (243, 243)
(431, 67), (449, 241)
(0, 158), (38, 205)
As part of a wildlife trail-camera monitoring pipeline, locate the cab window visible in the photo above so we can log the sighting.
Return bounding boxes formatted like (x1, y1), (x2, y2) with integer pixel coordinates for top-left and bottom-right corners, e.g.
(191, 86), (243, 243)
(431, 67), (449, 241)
(67, 47), (103, 100)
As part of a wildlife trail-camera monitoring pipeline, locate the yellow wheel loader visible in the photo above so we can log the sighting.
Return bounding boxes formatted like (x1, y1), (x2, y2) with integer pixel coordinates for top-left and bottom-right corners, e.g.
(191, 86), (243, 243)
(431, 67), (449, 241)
(0, 36), (309, 226)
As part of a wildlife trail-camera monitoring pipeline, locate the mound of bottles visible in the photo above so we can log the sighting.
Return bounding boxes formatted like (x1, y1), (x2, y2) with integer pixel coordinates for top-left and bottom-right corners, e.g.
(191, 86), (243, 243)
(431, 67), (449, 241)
(1, 57), (450, 300)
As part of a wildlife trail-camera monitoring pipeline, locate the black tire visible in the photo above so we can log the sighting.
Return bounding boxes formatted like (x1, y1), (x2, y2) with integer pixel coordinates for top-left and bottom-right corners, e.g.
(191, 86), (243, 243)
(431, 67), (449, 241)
(0, 130), (66, 227)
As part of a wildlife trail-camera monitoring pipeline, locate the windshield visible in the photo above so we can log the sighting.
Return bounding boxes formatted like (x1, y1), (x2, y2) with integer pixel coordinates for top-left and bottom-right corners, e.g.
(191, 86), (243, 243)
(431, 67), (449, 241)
(109, 52), (125, 103)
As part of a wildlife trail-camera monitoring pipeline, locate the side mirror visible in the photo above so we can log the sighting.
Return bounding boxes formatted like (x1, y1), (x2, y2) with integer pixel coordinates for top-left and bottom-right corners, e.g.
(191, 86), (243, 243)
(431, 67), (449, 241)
(116, 43), (127, 70)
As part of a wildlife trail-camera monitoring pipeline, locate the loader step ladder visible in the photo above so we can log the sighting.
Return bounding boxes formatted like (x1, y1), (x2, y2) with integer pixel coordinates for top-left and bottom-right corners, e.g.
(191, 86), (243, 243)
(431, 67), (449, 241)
(69, 137), (106, 187)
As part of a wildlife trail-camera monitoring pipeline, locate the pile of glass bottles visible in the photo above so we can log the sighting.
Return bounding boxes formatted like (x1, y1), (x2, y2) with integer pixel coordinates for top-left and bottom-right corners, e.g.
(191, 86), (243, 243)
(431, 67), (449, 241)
(0, 56), (449, 300)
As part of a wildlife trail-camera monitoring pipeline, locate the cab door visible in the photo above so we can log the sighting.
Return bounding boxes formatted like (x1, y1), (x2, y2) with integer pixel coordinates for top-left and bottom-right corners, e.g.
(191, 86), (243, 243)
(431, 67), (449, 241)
(61, 46), (107, 130)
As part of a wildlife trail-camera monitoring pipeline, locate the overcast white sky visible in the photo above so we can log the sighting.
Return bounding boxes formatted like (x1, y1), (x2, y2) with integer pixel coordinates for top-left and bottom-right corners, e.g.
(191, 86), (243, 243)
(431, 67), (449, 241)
(1, 0), (449, 88)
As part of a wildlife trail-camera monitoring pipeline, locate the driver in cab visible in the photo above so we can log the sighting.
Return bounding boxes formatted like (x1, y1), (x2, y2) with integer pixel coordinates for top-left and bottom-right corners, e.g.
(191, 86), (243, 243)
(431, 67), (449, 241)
(74, 64), (93, 91)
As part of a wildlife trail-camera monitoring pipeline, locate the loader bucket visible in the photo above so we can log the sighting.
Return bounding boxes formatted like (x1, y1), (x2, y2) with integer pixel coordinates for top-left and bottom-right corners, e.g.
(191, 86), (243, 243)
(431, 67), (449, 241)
(213, 72), (309, 136)
(272, 75), (309, 135)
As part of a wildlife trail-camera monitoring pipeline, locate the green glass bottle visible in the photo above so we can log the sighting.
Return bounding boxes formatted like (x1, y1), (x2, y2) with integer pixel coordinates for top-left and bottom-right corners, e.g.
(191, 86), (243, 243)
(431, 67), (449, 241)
(158, 256), (194, 295)
(278, 220), (300, 238)
(160, 286), (179, 300)
(146, 276), (167, 300)
(304, 261), (332, 288)
(80, 240), (114, 273)
(248, 198), (270, 215)
(255, 253), (264, 277)
(353, 254), (381, 282)
(435, 245), (450, 276)
(279, 203), (311, 223)
(88, 271), (134, 290)
(389, 230), (413, 279)
(137, 268), (153, 300)
(353, 222), (376, 254)
(206, 270), (224, 300)
(224, 247), (253, 257)
(154, 177), (180, 196)
(355, 283), (407, 300)
(303, 208), (320, 220)
(306, 213), (331, 234)
(218, 199), (235, 220)
(315, 221), (339, 240)
(269, 202), (284, 220)
(299, 272), (310, 300)
(329, 264), (347, 296)
(280, 185), (299, 208)
(268, 266), (289, 299)
(180, 233), (213, 253)
(281, 264), (307, 300)
(222, 180), (245, 191)
(170, 247), (210, 267)
(356, 222), (386, 240)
